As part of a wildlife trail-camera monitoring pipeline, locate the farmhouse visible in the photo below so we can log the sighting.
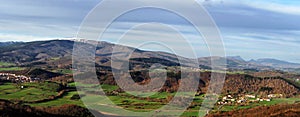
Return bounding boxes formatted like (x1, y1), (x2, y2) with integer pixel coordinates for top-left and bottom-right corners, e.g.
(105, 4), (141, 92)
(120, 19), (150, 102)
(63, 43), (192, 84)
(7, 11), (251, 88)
(0, 72), (41, 83)
(267, 94), (283, 98)
(245, 94), (256, 98)
(218, 94), (274, 105)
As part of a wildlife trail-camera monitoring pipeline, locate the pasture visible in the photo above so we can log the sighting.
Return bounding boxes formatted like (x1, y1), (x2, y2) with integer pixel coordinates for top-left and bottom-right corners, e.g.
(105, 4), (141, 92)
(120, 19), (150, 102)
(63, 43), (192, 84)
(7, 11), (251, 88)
(0, 82), (59, 102)
(1, 81), (300, 117)
(0, 67), (25, 71)
(0, 62), (15, 67)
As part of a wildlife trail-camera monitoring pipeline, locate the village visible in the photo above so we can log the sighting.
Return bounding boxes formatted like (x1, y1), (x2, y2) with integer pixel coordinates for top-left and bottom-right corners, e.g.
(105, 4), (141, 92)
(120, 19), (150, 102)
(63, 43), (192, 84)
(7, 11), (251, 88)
(0, 72), (41, 83)
(217, 93), (283, 105)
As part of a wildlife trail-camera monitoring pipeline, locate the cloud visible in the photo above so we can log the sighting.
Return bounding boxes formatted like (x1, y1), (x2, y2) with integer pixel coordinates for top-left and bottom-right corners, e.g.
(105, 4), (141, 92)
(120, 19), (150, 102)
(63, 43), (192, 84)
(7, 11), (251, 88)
(1, 0), (300, 62)
(0, 0), (100, 40)
(0, 20), (78, 39)
(244, 1), (300, 16)
(199, 0), (300, 15)
(99, 22), (210, 58)
(222, 28), (300, 62)
(0, 33), (60, 42)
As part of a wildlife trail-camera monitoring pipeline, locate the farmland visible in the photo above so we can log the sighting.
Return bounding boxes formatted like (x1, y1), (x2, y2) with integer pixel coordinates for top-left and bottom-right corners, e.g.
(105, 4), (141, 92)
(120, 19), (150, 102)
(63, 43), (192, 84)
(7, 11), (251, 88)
(0, 82), (59, 102)
(0, 61), (25, 71)
(1, 66), (300, 117)
(1, 51), (300, 116)
(1, 79), (300, 116)
(215, 98), (300, 112)
(0, 62), (15, 67)
(0, 67), (25, 71)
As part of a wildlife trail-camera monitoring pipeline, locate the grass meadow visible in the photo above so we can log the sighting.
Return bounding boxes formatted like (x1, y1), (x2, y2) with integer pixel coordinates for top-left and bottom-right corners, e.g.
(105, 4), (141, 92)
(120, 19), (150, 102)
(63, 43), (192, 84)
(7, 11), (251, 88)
(1, 81), (300, 116)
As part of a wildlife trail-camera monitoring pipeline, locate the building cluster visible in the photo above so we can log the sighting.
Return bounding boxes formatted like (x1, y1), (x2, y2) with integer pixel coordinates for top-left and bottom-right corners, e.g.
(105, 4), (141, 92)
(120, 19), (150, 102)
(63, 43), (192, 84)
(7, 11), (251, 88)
(0, 73), (40, 83)
(217, 94), (283, 105)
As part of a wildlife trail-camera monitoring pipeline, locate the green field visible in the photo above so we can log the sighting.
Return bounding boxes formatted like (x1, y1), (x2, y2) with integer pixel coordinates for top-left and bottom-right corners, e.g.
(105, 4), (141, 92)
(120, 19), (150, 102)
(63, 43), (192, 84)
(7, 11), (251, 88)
(1, 81), (300, 117)
(0, 62), (15, 67)
(0, 82), (59, 102)
(0, 62), (24, 71)
(216, 98), (300, 112)
(66, 83), (206, 116)
(69, 83), (300, 116)
(50, 57), (61, 61)
(284, 78), (300, 89)
(0, 67), (25, 71)
(68, 82), (98, 87)
(29, 91), (85, 107)
(52, 69), (73, 74)
(0, 81), (201, 116)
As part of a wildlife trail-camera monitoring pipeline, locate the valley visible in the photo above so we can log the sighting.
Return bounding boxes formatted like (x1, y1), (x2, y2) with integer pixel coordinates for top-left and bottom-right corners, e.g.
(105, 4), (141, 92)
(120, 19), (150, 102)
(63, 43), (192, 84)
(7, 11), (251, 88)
(1, 40), (300, 117)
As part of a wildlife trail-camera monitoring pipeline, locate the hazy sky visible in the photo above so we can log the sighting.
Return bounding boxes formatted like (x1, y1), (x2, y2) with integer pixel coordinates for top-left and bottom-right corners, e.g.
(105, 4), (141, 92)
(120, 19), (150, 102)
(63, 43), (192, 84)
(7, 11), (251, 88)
(0, 0), (300, 62)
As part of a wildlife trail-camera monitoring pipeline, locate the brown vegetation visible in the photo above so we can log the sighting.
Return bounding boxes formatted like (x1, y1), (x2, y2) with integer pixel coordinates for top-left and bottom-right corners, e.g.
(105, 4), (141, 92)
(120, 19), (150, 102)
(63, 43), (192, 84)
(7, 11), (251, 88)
(0, 99), (102, 117)
(206, 103), (300, 117)
(222, 74), (300, 97)
(92, 70), (300, 97)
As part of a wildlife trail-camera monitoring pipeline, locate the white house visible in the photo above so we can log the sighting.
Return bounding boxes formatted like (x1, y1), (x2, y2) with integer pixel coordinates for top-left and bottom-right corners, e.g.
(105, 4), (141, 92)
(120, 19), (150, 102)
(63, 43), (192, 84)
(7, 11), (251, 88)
(245, 95), (256, 98)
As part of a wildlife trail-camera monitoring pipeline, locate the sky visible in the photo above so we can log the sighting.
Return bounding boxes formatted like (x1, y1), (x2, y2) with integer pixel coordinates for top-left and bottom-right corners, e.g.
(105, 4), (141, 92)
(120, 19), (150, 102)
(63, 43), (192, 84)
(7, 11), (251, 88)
(0, 0), (300, 63)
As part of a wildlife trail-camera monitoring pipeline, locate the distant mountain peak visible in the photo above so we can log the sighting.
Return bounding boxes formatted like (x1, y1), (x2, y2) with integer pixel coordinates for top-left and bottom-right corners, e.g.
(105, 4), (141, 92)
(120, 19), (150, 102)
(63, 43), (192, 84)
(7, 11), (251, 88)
(0, 41), (24, 47)
(227, 56), (245, 62)
(251, 58), (300, 69)
(1, 39), (300, 72)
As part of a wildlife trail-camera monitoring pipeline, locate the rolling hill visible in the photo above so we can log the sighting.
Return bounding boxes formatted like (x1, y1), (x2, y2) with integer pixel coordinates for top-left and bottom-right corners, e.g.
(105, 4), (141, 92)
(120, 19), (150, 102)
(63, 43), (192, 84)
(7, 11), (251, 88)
(250, 58), (300, 69)
(0, 39), (300, 72)
(0, 42), (23, 47)
(1, 40), (300, 116)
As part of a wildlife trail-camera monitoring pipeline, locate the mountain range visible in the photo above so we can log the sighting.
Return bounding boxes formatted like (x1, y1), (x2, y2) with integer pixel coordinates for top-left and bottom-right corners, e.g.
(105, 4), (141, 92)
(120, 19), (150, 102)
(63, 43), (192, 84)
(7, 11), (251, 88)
(0, 40), (300, 73)
(0, 41), (23, 47)
(250, 58), (300, 69)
